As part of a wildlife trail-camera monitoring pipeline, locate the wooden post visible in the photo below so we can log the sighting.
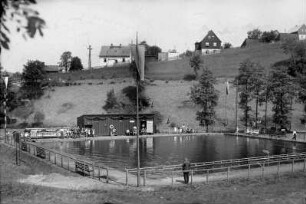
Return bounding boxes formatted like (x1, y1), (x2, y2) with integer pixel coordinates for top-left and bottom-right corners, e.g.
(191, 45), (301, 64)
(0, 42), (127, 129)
(49, 151), (51, 161)
(227, 167), (230, 182)
(191, 170), (193, 185)
(248, 164), (250, 179)
(143, 170), (146, 186)
(61, 155), (63, 167)
(83, 161), (85, 176)
(126, 169), (128, 186)
(98, 166), (101, 181)
(106, 168), (109, 183)
(92, 163), (95, 178)
(171, 170), (174, 186)
(206, 170), (209, 184)
(304, 159), (306, 172)
(277, 161), (280, 179)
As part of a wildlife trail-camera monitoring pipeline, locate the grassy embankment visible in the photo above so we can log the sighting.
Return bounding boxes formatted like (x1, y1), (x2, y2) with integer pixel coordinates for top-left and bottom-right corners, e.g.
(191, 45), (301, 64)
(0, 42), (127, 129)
(1, 142), (306, 204)
(10, 43), (305, 131)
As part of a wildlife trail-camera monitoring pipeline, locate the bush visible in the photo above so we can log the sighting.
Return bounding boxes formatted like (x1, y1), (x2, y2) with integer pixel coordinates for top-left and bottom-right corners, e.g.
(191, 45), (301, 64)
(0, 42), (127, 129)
(183, 74), (196, 81)
(169, 122), (176, 128)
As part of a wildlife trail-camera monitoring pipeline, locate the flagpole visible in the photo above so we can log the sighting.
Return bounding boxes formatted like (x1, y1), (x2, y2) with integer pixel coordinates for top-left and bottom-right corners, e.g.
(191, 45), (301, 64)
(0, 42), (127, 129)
(225, 81), (228, 126)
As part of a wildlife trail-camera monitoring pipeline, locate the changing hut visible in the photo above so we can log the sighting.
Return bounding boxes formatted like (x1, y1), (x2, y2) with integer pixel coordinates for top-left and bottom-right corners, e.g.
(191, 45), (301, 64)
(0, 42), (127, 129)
(77, 114), (155, 136)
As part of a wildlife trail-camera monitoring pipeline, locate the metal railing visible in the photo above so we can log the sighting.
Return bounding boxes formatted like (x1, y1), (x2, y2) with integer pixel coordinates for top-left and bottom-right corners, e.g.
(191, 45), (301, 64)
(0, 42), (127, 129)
(5, 135), (110, 183)
(125, 152), (306, 186)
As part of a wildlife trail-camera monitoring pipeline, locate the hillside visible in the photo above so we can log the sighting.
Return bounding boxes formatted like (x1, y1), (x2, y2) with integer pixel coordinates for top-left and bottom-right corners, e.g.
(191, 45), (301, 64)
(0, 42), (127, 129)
(146, 42), (289, 80)
(10, 78), (305, 132)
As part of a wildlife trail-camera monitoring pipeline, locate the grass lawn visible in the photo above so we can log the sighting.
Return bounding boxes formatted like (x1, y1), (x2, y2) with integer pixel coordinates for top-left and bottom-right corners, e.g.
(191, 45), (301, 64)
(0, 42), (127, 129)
(1, 143), (306, 204)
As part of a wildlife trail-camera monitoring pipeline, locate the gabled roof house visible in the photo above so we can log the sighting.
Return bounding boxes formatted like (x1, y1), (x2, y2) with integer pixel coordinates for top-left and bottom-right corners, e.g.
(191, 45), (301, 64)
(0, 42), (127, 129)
(99, 44), (131, 67)
(195, 30), (222, 55)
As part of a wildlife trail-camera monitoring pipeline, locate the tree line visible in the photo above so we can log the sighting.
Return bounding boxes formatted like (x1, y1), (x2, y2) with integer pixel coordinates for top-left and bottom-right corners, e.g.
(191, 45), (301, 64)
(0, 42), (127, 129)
(189, 39), (306, 132)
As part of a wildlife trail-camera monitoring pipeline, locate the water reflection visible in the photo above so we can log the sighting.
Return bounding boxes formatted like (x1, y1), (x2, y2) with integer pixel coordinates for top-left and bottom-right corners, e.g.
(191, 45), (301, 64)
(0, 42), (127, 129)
(42, 135), (306, 170)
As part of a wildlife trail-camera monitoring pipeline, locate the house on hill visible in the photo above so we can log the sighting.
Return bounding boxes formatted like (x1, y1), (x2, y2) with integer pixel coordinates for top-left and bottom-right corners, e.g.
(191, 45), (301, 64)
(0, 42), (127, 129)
(289, 24), (306, 40)
(195, 30), (222, 55)
(280, 24), (306, 41)
(99, 44), (131, 67)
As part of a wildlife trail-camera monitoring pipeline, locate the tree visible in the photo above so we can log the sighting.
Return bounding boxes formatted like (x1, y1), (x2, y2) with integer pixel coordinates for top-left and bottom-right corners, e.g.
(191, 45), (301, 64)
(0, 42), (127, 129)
(235, 59), (256, 129)
(148, 45), (161, 57)
(20, 60), (47, 99)
(223, 42), (232, 49)
(189, 54), (203, 78)
(247, 29), (262, 40)
(60, 51), (72, 72)
(268, 66), (297, 129)
(102, 89), (121, 113)
(190, 67), (219, 132)
(70, 56), (83, 71)
(249, 63), (265, 128)
(1, 0), (45, 50)
(260, 30), (279, 43)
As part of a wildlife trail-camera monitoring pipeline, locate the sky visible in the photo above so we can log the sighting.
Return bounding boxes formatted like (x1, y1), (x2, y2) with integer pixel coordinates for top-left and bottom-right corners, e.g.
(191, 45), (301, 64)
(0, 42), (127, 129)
(1, 0), (306, 73)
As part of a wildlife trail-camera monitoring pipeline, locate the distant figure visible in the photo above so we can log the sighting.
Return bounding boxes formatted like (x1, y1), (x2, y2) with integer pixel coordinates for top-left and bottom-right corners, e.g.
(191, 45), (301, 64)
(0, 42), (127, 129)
(182, 158), (191, 184)
(292, 131), (297, 140)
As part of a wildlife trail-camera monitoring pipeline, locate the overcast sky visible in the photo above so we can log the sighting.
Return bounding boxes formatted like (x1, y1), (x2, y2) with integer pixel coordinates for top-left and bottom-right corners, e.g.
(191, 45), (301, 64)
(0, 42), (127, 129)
(2, 0), (306, 73)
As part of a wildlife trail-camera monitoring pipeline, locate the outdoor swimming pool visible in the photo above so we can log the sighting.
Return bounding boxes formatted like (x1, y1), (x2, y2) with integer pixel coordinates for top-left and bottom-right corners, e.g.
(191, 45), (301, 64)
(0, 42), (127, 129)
(42, 134), (306, 170)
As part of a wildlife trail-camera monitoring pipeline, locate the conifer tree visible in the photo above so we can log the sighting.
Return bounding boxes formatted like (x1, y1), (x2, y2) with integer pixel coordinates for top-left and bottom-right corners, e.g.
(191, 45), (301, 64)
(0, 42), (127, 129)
(190, 67), (219, 132)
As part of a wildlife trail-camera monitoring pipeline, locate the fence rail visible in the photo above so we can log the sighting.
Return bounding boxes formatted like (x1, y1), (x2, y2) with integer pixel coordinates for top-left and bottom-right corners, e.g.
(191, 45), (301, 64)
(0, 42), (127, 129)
(5, 135), (109, 183)
(125, 152), (306, 186)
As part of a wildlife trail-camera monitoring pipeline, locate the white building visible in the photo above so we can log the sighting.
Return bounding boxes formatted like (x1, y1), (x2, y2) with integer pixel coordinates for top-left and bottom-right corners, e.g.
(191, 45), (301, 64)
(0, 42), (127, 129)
(99, 44), (131, 67)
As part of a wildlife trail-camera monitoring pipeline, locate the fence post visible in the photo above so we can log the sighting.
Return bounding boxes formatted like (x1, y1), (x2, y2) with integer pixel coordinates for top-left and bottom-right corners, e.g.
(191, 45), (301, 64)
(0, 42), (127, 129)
(248, 164), (250, 179)
(55, 153), (57, 165)
(98, 166), (101, 181)
(171, 170), (174, 186)
(277, 161), (280, 179)
(68, 158), (70, 171)
(126, 169), (128, 186)
(304, 159), (306, 172)
(61, 155), (63, 167)
(191, 170), (193, 185)
(227, 167), (230, 182)
(92, 163), (95, 178)
(106, 168), (109, 183)
(262, 163), (265, 179)
(292, 160), (294, 173)
(83, 161), (85, 176)
(143, 170), (146, 186)
(48, 151), (51, 161)
(206, 170), (209, 184)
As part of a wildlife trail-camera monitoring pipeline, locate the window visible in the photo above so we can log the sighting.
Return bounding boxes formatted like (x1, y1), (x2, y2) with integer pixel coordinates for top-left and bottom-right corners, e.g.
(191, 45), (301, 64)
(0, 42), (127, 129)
(205, 42), (209, 47)
(208, 36), (211, 39)
(115, 59), (118, 63)
(104, 58), (107, 62)
(123, 58), (125, 62)
(213, 42), (217, 47)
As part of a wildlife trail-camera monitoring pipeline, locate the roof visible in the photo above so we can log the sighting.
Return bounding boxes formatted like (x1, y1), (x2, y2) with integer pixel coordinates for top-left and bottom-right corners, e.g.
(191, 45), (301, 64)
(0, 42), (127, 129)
(99, 45), (131, 58)
(78, 113), (155, 120)
(201, 30), (221, 44)
(289, 24), (306, 34)
(44, 65), (64, 72)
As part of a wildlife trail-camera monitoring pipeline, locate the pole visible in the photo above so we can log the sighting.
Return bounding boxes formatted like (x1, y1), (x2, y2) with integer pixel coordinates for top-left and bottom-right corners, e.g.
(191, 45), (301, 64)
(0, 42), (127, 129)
(88, 45), (92, 70)
(136, 80), (140, 187)
(4, 76), (8, 143)
(235, 80), (238, 134)
(135, 32), (141, 187)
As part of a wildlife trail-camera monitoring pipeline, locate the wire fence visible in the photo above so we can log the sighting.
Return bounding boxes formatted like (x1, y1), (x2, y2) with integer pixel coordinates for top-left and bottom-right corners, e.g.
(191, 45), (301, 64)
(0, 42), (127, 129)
(5, 135), (110, 183)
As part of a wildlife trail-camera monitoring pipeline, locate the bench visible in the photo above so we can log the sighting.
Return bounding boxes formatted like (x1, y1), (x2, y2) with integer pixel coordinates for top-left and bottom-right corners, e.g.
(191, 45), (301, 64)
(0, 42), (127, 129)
(36, 147), (46, 159)
(75, 161), (93, 176)
(21, 142), (27, 152)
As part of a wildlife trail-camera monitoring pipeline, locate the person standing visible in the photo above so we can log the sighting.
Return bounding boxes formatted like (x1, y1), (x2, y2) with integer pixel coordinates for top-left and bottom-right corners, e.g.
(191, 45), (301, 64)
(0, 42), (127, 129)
(182, 158), (191, 184)
(292, 130), (297, 140)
